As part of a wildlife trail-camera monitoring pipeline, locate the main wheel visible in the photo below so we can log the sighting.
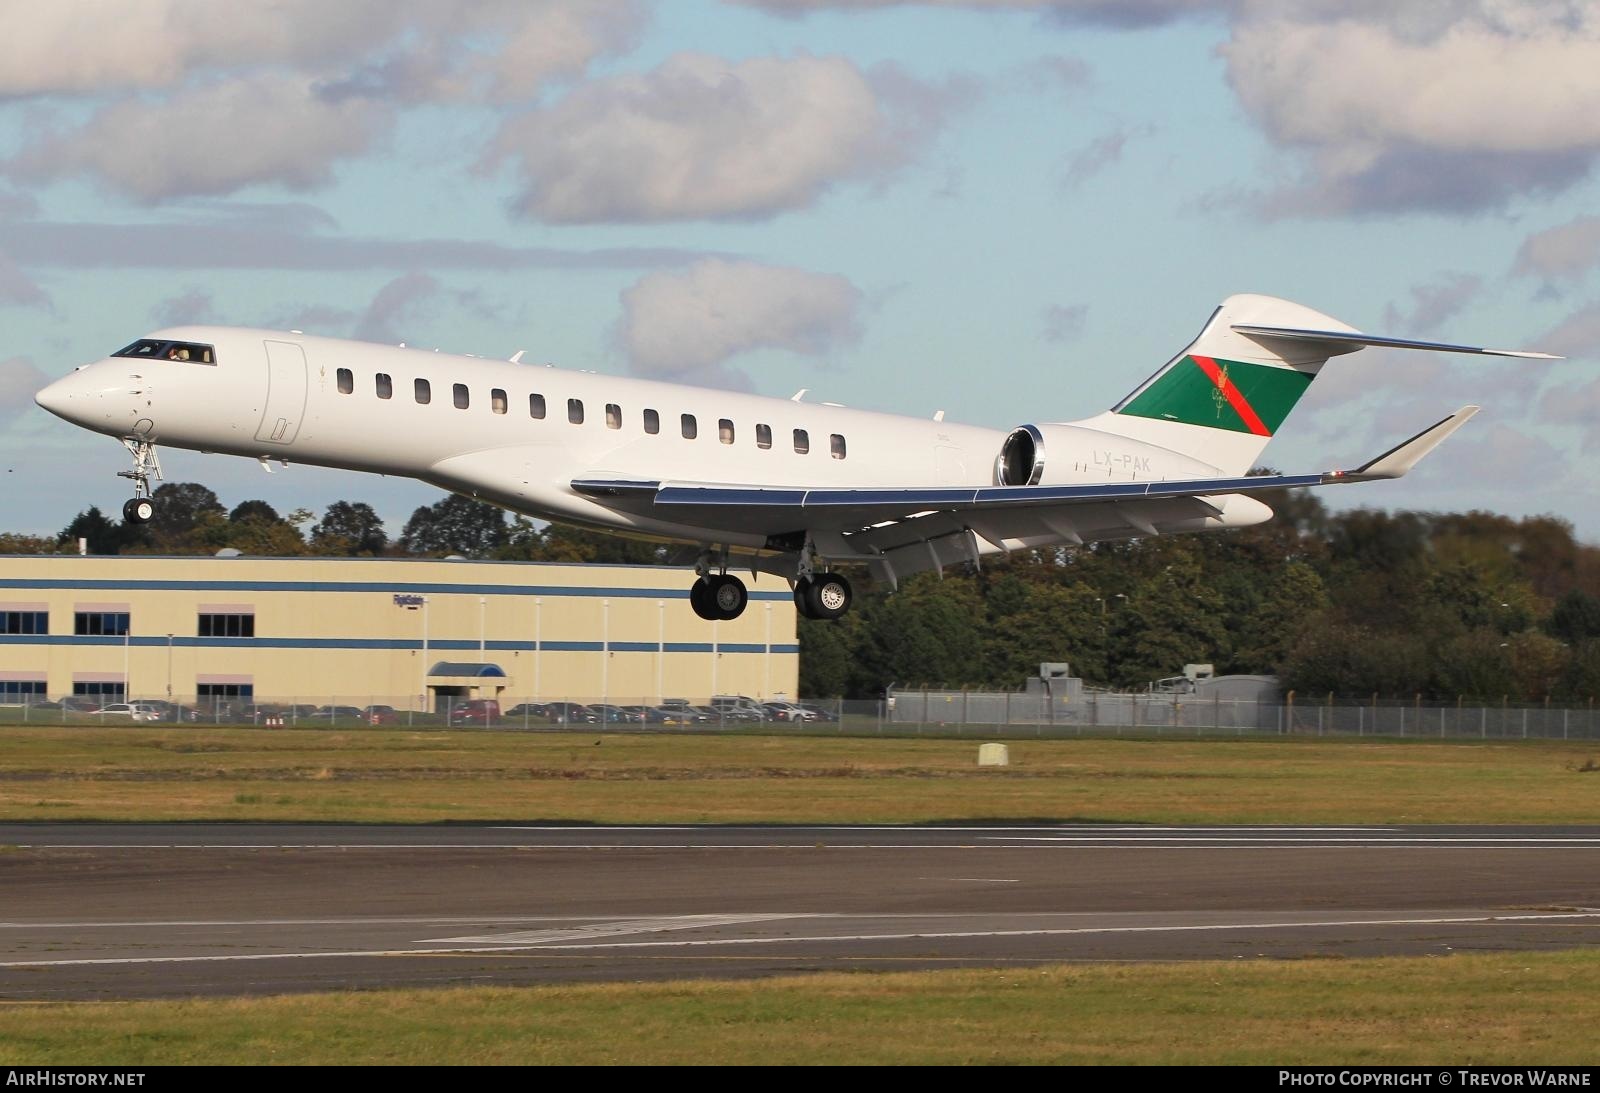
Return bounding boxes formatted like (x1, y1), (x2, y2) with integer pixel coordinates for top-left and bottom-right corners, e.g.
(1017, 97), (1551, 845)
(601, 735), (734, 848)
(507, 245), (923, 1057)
(123, 497), (154, 524)
(793, 576), (813, 614)
(709, 574), (748, 620)
(689, 576), (719, 620)
(803, 571), (852, 620)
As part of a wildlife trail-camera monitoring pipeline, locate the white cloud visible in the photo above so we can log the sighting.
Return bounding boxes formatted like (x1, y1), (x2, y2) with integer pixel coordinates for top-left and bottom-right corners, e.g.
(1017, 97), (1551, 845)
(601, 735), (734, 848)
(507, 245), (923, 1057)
(618, 259), (864, 386)
(729, 0), (1223, 24)
(1380, 272), (1483, 335)
(1533, 299), (1600, 362)
(1221, 4), (1600, 214)
(6, 75), (389, 201)
(1042, 303), (1087, 342)
(489, 53), (932, 223)
(151, 289), (217, 327)
(0, 251), (48, 308)
(354, 273), (442, 343)
(1513, 216), (1600, 283)
(0, 357), (50, 420)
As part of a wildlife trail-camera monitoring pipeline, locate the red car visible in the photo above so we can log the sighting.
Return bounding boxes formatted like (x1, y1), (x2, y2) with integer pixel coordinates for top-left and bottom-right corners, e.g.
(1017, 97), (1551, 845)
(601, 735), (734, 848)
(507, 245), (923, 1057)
(363, 705), (400, 725)
(448, 699), (501, 726)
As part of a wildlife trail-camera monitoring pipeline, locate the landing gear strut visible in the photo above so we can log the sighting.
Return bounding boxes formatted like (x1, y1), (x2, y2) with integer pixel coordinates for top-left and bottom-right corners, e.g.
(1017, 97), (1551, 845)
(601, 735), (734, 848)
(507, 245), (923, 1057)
(116, 436), (162, 525)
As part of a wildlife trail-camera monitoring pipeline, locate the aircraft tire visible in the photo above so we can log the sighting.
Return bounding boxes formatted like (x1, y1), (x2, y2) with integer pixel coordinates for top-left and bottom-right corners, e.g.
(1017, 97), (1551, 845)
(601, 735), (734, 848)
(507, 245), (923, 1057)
(709, 574), (748, 620)
(689, 577), (719, 621)
(123, 498), (154, 524)
(803, 571), (852, 620)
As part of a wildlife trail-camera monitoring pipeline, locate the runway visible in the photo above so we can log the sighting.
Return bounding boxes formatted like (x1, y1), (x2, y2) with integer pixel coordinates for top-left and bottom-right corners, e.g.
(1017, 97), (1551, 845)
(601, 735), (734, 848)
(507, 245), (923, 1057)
(1, 824), (1597, 1000)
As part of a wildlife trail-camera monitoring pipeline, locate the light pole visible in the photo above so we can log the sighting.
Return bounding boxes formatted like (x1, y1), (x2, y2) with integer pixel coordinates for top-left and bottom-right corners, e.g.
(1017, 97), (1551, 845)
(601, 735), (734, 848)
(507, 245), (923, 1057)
(420, 596), (429, 712)
(656, 600), (665, 704)
(165, 633), (173, 698)
(764, 601), (772, 699)
(534, 597), (543, 699)
(601, 598), (610, 704)
(478, 596), (486, 660)
(123, 629), (131, 701)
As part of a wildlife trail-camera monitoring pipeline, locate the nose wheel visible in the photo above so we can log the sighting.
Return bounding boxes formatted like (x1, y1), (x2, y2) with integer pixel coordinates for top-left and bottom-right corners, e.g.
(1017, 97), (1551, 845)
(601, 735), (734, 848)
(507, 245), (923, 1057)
(115, 435), (163, 524)
(689, 574), (748, 620)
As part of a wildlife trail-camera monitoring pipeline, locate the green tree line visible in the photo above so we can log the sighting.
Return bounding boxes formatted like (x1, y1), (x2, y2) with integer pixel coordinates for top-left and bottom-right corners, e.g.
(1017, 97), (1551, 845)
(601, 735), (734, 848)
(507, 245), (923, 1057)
(13, 480), (1600, 702)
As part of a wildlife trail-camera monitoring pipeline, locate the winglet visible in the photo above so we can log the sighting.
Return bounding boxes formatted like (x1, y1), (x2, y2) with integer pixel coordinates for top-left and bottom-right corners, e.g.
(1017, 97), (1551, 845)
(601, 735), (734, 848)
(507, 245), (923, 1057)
(1338, 406), (1480, 481)
(1232, 325), (1561, 360)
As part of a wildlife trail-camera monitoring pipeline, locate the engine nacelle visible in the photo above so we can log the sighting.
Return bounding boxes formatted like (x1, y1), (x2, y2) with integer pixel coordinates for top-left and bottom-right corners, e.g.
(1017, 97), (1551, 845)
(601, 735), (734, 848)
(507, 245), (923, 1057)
(995, 422), (1226, 486)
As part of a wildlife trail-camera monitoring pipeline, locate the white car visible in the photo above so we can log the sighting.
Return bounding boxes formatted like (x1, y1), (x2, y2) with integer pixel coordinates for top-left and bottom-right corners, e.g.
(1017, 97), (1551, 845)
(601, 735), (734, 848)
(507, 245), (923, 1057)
(93, 703), (164, 722)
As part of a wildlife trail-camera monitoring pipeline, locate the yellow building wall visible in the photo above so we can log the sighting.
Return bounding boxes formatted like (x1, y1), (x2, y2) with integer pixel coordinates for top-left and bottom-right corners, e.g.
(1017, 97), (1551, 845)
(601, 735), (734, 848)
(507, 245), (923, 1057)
(0, 555), (799, 708)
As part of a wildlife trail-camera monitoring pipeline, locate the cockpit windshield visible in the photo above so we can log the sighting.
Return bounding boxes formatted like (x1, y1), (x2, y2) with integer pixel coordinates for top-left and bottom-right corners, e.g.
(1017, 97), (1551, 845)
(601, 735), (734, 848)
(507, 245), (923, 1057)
(113, 339), (216, 364)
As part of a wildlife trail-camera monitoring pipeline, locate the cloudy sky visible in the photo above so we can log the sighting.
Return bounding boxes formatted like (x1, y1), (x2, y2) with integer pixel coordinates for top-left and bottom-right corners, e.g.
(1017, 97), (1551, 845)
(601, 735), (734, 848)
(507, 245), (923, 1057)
(3, 0), (1599, 540)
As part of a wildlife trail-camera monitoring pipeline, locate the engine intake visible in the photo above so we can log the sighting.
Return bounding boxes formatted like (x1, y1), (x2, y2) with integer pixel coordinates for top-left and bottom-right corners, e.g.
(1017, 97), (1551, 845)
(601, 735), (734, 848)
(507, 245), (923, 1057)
(997, 425), (1045, 486)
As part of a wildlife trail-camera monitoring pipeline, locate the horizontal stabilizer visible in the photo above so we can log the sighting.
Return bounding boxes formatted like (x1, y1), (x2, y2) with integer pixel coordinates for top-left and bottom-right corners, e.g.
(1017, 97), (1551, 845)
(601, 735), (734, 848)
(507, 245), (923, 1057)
(1232, 324), (1561, 360)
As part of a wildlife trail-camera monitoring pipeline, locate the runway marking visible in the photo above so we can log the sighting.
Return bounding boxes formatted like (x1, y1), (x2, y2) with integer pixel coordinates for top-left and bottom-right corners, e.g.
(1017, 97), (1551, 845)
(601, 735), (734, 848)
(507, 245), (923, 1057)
(11, 840), (1600, 851)
(932, 878), (1021, 884)
(0, 915), (688, 931)
(424, 913), (806, 945)
(0, 912), (1594, 969)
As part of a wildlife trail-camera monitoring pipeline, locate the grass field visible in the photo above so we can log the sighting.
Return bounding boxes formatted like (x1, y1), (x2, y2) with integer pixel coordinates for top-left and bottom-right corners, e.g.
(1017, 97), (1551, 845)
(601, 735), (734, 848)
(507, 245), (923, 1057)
(0, 726), (1597, 824)
(3, 726), (1597, 1066)
(2, 951), (1597, 1065)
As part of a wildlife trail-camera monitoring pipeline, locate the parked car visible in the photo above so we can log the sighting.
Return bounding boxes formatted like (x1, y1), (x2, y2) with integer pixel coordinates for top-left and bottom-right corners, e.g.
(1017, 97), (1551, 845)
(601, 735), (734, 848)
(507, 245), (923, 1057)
(93, 702), (164, 722)
(798, 702), (838, 723)
(614, 705), (652, 723)
(61, 695), (102, 713)
(448, 699), (501, 726)
(710, 695), (768, 721)
(647, 705), (705, 724)
(144, 701), (201, 723)
(762, 701), (815, 723)
(543, 702), (597, 724)
(589, 704), (634, 723)
(503, 702), (548, 720)
(307, 705), (365, 722)
(363, 705), (400, 725)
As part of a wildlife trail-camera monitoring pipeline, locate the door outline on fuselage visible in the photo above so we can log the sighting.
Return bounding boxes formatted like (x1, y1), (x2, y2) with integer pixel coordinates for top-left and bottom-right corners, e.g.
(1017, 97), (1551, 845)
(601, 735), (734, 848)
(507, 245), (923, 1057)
(255, 340), (308, 445)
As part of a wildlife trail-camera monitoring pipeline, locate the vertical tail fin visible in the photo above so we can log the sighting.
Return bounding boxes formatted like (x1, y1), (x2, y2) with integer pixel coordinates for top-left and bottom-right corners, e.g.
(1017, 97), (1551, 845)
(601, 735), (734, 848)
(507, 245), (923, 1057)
(1093, 294), (1360, 475)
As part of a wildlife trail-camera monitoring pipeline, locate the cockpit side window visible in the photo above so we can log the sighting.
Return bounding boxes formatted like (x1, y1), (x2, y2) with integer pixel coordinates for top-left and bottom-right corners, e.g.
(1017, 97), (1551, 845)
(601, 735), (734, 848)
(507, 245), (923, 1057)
(113, 339), (215, 365)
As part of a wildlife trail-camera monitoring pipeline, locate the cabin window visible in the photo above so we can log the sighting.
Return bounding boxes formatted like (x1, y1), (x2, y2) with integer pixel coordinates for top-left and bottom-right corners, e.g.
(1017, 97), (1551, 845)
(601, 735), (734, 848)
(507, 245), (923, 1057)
(529, 393), (546, 419)
(756, 424), (772, 450)
(491, 388), (507, 415)
(718, 419), (734, 445)
(568, 398), (584, 425)
(453, 383), (470, 410)
(606, 403), (622, 429)
(830, 434), (847, 460)
(793, 429), (810, 455)
(681, 414), (697, 440)
(643, 408), (660, 435)
(376, 373), (392, 399)
(113, 339), (215, 364)
(336, 368), (353, 395)
(414, 378), (431, 404)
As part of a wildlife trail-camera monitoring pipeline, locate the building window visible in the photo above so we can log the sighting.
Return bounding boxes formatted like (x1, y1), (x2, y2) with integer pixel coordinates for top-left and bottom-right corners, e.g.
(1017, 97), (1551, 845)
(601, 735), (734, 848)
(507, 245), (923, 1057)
(681, 413), (697, 440)
(0, 611), (47, 635)
(568, 398), (584, 424)
(197, 683), (254, 699)
(756, 424), (772, 450)
(491, 389), (507, 415)
(793, 429), (810, 455)
(336, 368), (353, 394)
(0, 680), (45, 700)
(718, 419), (735, 444)
(830, 434), (847, 460)
(530, 393), (546, 419)
(198, 613), (255, 638)
(643, 409), (660, 434)
(453, 383), (470, 410)
(376, 373), (393, 399)
(415, 378), (431, 404)
(74, 612), (129, 636)
(72, 681), (126, 700)
(606, 403), (622, 429)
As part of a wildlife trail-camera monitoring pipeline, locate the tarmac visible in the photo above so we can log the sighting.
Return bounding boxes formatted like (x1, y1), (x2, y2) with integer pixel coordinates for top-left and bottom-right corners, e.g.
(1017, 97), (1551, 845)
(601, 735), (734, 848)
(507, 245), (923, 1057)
(1, 823), (1597, 999)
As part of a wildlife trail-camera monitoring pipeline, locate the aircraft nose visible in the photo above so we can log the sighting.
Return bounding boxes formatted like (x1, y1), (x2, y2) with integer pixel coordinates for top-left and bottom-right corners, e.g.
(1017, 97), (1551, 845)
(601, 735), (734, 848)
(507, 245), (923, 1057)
(35, 369), (88, 420)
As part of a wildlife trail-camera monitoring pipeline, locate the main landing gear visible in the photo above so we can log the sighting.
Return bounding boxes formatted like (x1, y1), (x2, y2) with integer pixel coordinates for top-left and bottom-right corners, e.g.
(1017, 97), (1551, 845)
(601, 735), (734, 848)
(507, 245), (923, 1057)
(117, 436), (162, 525)
(793, 572), (851, 620)
(689, 573), (749, 621)
(685, 542), (853, 622)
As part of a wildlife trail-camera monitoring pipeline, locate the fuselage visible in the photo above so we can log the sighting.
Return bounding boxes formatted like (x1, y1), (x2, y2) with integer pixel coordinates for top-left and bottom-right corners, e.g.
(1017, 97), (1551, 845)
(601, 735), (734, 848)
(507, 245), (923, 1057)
(34, 326), (1235, 550)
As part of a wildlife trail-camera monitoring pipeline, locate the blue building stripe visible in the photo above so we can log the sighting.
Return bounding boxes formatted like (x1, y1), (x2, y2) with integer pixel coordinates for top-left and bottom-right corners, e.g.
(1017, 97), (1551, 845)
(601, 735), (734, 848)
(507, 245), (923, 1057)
(0, 578), (791, 601)
(0, 634), (798, 654)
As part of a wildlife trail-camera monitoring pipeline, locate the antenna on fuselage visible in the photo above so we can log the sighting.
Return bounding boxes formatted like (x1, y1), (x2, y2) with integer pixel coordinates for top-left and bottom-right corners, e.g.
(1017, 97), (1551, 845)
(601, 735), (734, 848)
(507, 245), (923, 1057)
(510, 350), (525, 363)
(791, 389), (807, 402)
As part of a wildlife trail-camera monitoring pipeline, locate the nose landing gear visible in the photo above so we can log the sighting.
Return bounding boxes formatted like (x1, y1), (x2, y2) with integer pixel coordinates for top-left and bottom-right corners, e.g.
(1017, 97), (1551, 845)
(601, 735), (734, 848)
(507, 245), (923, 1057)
(116, 436), (162, 525)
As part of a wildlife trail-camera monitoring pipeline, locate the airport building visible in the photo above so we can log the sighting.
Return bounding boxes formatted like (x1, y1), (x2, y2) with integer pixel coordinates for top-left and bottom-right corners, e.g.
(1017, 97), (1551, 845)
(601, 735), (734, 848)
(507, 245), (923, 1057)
(0, 555), (799, 708)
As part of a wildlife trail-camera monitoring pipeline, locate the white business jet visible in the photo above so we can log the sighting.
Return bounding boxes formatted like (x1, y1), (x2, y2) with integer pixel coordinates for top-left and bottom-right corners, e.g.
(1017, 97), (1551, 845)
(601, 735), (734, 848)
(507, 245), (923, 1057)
(34, 294), (1554, 621)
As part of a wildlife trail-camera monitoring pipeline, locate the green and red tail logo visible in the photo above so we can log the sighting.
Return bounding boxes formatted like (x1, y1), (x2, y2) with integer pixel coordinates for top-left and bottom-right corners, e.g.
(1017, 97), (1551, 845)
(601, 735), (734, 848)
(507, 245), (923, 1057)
(1117, 355), (1311, 436)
